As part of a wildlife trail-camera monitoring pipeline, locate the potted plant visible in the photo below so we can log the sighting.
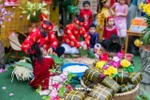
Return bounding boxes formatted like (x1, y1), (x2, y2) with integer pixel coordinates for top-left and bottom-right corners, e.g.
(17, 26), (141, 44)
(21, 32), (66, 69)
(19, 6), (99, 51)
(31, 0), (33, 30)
(19, 1), (49, 30)
(139, 2), (150, 48)
(138, 2), (150, 95)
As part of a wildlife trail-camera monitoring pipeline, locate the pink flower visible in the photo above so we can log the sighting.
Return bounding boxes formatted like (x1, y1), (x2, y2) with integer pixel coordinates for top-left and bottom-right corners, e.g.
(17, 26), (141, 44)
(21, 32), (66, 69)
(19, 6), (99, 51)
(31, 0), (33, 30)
(59, 74), (67, 82)
(103, 65), (109, 70)
(50, 89), (58, 100)
(100, 73), (105, 79)
(112, 56), (120, 62)
(117, 52), (123, 59)
(52, 83), (59, 90)
(66, 85), (72, 91)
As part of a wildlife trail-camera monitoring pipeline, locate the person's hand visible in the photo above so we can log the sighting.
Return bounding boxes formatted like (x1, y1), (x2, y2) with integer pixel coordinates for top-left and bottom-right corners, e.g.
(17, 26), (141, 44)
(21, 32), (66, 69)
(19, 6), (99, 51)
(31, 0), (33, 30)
(47, 47), (53, 54)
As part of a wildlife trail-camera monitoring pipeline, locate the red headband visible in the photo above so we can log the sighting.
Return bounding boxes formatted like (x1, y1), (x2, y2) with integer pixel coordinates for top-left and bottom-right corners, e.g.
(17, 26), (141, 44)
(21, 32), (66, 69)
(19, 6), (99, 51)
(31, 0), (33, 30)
(41, 20), (54, 30)
(106, 16), (114, 22)
(74, 18), (84, 26)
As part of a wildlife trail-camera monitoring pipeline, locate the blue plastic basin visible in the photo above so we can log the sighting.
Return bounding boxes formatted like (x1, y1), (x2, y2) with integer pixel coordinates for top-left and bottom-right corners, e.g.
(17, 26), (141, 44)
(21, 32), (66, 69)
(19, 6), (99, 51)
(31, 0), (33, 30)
(61, 63), (89, 79)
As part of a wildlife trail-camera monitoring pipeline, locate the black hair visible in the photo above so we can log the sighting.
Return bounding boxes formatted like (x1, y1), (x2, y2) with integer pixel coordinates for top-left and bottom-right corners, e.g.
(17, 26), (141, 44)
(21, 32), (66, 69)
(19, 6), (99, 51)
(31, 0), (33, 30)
(28, 43), (43, 66)
(89, 23), (96, 29)
(107, 43), (121, 53)
(101, 39), (109, 51)
(109, 34), (121, 44)
(83, 1), (90, 6)
(43, 20), (53, 26)
(98, 0), (107, 12)
(76, 16), (84, 22)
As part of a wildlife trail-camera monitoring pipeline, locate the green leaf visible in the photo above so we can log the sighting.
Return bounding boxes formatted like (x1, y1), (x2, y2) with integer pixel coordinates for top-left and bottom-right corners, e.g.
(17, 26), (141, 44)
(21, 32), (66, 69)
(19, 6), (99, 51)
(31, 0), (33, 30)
(58, 85), (65, 96)
(15, 62), (33, 70)
(139, 88), (150, 100)
(36, 85), (42, 94)
(143, 30), (150, 45)
(42, 96), (50, 100)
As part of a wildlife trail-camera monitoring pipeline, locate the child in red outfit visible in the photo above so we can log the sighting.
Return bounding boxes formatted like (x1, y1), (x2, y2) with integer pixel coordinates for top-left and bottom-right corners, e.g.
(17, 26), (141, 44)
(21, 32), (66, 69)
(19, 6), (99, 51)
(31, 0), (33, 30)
(79, 1), (93, 31)
(103, 16), (118, 40)
(28, 43), (55, 90)
(99, 40), (110, 61)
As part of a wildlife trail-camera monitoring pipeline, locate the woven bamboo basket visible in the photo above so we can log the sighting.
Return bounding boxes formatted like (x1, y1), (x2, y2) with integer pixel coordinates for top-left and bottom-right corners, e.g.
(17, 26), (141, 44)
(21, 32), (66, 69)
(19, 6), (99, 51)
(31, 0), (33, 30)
(113, 84), (139, 100)
(80, 79), (139, 100)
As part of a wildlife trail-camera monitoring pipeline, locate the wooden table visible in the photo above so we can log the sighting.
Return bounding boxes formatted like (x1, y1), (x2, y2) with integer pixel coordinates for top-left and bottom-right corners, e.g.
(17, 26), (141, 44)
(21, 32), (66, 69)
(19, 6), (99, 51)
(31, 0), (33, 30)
(125, 31), (145, 53)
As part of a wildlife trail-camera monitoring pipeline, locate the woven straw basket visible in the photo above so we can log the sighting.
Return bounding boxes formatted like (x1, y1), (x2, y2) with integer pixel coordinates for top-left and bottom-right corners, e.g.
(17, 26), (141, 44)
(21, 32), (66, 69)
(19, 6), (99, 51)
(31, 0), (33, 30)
(113, 84), (139, 100)
(80, 79), (139, 100)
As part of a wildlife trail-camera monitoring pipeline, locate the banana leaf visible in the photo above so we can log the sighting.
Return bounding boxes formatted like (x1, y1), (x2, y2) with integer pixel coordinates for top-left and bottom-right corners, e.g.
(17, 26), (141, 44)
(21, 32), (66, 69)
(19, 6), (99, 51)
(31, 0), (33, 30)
(15, 62), (33, 70)
(102, 76), (121, 93)
(48, 54), (69, 65)
(119, 83), (135, 93)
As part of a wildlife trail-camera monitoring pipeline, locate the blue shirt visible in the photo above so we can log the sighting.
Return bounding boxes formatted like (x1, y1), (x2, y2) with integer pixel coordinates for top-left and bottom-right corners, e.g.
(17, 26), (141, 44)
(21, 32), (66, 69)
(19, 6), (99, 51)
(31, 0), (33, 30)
(88, 32), (99, 48)
(132, 0), (137, 5)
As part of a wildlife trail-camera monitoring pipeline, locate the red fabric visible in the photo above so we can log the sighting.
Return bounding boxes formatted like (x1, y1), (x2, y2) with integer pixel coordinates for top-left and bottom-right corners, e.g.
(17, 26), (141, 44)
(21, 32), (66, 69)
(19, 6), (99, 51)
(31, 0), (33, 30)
(121, 49), (125, 57)
(41, 20), (53, 30)
(146, 0), (150, 3)
(40, 13), (49, 21)
(21, 28), (58, 53)
(62, 23), (90, 48)
(29, 58), (55, 90)
(110, 0), (116, 6)
(79, 9), (93, 31)
(100, 53), (108, 61)
(106, 16), (114, 22)
(103, 27), (118, 39)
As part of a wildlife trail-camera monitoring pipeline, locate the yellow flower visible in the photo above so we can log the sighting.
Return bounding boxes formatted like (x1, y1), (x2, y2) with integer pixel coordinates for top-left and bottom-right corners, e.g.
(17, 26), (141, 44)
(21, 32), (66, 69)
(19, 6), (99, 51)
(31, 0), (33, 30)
(143, 4), (150, 13)
(120, 59), (131, 68)
(134, 39), (143, 47)
(139, 2), (145, 10)
(104, 66), (117, 78)
(96, 61), (106, 69)
(147, 10), (150, 16)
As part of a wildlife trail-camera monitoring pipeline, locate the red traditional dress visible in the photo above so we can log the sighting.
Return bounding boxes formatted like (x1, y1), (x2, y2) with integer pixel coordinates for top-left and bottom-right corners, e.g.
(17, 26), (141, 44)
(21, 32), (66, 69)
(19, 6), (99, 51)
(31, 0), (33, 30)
(62, 23), (90, 48)
(21, 28), (58, 53)
(79, 9), (93, 31)
(103, 26), (118, 40)
(29, 57), (55, 90)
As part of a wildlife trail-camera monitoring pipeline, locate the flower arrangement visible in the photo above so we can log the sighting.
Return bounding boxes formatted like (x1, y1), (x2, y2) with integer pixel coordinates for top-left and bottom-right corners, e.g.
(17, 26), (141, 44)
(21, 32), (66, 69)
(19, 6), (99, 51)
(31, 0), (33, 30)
(96, 52), (134, 78)
(19, 1), (49, 22)
(37, 68), (76, 100)
(139, 2), (150, 45)
(0, 0), (15, 25)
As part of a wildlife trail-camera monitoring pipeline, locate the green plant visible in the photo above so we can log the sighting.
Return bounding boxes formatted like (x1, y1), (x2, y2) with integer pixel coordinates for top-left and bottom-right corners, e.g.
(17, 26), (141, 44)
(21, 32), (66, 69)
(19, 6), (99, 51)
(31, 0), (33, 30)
(19, 1), (49, 22)
(136, 88), (150, 100)
(139, 3), (150, 45)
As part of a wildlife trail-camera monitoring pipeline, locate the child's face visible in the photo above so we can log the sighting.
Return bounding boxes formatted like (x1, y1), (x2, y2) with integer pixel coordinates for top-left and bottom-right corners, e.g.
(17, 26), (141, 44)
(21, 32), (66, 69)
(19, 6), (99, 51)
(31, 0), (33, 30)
(107, 18), (114, 26)
(119, 0), (126, 5)
(108, 52), (117, 61)
(103, 2), (110, 8)
(40, 47), (47, 56)
(89, 27), (96, 34)
(83, 4), (90, 10)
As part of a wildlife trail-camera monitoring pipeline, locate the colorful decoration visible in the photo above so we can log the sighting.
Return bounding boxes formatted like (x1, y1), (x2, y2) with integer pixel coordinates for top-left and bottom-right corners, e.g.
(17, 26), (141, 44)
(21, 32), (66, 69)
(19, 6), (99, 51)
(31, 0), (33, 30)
(104, 66), (118, 79)
(134, 39), (143, 47)
(139, 2), (150, 45)
(19, 1), (49, 22)
(36, 68), (76, 100)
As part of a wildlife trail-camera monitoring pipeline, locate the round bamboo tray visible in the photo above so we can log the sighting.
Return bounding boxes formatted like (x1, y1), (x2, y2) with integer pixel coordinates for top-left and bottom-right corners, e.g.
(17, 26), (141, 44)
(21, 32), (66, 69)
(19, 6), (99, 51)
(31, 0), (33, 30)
(80, 79), (139, 100)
